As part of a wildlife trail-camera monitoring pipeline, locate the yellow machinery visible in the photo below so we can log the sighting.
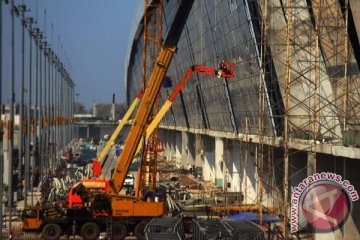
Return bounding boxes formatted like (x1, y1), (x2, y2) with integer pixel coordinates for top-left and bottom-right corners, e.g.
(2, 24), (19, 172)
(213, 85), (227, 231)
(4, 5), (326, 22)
(92, 91), (142, 177)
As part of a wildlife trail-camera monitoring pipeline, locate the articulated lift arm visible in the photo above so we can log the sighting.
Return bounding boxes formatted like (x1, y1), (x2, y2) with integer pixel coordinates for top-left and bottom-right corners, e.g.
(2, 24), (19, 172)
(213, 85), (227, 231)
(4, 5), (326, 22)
(108, 0), (195, 195)
(140, 63), (235, 150)
(92, 91), (143, 177)
(134, 63), (235, 196)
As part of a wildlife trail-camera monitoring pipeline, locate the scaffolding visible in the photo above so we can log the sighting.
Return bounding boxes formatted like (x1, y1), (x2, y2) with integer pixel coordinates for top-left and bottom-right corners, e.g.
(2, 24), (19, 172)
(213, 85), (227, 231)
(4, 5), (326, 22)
(266, 0), (358, 143)
(258, 0), (358, 236)
(140, 0), (163, 193)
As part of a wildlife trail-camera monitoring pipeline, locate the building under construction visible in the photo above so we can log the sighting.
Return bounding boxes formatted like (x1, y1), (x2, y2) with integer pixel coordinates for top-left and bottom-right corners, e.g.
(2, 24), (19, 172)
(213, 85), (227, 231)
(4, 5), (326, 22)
(125, 0), (360, 239)
(1, 0), (360, 239)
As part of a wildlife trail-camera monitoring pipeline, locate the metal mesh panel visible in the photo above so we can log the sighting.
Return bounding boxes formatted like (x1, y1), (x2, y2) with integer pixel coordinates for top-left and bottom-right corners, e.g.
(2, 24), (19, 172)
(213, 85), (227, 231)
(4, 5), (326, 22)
(222, 220), (265, 240)
(192, 219), (265, 240)
(192, 219), (232, 240)
(145, 217), (185, 240)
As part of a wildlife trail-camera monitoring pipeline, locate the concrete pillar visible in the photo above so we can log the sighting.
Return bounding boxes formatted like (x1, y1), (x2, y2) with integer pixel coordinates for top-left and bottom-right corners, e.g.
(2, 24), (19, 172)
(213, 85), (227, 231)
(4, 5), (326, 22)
(169, 131), (176, 163)
(225, 140), (242, 192)
(164, 130), (176, 164)
(174, 131), (182, 166)
(86, 126), (90, 139)
(215, 137), (224, 188)
(307, 152), (316, 176)
(181, 132), (192, 169)
(242, 143), (257, 204)
(195, 134), (202, 167)
(202, 136), (215, 182)
(188, 133), (195, 166)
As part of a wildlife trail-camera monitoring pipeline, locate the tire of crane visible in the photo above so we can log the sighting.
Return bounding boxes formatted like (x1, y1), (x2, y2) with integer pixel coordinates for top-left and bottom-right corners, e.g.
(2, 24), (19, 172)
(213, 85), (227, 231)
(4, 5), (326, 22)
(134, 221), (148, 240)
(112, 223), (128, 240)
(42, 223), (63, 240)
(80, 222), (100, 240)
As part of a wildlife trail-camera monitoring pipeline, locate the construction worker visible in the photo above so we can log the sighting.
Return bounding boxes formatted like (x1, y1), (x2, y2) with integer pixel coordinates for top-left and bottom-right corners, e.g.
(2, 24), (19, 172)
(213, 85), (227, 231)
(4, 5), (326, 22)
(217, 60), (226, 78)
(217, 69), (223, 78)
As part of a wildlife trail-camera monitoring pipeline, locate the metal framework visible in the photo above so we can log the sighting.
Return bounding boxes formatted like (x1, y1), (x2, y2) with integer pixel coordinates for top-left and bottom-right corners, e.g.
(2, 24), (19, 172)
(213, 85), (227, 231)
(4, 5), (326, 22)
(145, 217), (185, 240)
(263, 0), (355, 236)
(140, 0), (163, 193)
(192, 219), (265, 240)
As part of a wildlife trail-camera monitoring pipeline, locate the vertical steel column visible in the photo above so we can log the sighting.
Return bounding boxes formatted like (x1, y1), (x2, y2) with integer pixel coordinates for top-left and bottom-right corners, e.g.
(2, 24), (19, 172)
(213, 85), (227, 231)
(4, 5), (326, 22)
(257, 0), (267, 225)
(62, 66), (65, 150)
(48, 51), (52, 171)
(69, 81), (72, 142)
(343, 0), (349, 130)
(63, 73), (65, 150)
(54, 56), (57, 165)
(72, 83), (74, 139)
(32, 28), (39, 191)
(25, 17), (33, 207)
(0, 0), (4, 236)
(56, 57), (60, 161)
(51, 51), (55, 170)
(284, 0), (293, 238)
(8, 0), (16, 233)
(39, 36), (43, 182)
(59, 63), (62, 154)
(47, 48), (51, 170)
(244, 118), (249, 203)
(18, 4), (26, 201)
(61, 64), (64, 151)
(43, 44), (47, 173)
(67, 76), (70, 146)
(64, 75), (67, 149)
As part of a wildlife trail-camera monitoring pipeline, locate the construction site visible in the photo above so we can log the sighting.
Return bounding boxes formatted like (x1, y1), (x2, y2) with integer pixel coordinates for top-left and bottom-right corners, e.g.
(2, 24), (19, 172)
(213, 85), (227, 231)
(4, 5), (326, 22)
(1, 0), (360, 239)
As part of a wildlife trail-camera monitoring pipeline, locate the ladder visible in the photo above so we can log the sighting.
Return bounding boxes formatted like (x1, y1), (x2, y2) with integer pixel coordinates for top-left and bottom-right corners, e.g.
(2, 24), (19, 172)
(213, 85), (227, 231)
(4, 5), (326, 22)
(141, 136), (158, 192)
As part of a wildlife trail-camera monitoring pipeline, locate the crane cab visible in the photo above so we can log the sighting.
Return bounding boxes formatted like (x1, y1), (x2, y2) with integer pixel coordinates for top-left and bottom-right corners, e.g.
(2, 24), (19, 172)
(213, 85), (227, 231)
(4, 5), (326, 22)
(22, 206), (43, 231)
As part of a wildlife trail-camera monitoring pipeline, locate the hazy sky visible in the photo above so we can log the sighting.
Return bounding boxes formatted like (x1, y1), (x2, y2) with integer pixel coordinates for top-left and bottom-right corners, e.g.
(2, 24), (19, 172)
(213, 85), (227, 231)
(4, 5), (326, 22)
(1, 0), (140, 109)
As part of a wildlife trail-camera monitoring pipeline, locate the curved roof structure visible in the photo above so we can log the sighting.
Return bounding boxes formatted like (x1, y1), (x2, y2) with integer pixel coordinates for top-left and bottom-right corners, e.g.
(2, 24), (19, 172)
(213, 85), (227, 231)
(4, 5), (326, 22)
(125, 0), (360, 149)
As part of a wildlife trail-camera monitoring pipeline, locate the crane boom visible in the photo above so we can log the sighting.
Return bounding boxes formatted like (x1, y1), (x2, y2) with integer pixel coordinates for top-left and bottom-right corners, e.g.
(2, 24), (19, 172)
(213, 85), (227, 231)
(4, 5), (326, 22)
(108, 46), (176, 194)
(92, 91), (143, 177)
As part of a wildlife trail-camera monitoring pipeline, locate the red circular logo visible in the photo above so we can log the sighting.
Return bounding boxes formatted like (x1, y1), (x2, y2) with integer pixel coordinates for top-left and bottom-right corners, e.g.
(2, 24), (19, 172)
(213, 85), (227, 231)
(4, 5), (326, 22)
(301, 182), (351, 231)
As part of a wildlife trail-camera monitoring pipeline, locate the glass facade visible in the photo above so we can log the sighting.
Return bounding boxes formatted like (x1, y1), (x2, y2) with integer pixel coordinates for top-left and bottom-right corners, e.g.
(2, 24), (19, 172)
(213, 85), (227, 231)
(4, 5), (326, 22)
(126, 0), (279, 136)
